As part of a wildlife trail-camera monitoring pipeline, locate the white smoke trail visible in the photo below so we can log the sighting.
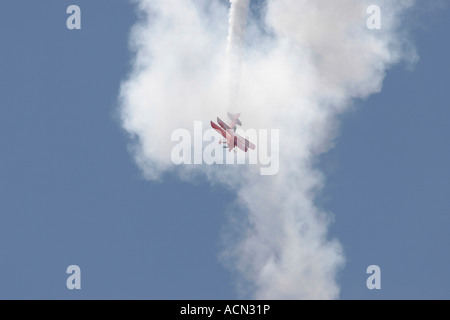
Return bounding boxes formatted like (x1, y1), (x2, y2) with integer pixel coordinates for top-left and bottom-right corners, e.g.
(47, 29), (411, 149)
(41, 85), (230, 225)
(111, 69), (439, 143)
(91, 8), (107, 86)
(227, 0), (250, 109)
(120, 0), (416, 299)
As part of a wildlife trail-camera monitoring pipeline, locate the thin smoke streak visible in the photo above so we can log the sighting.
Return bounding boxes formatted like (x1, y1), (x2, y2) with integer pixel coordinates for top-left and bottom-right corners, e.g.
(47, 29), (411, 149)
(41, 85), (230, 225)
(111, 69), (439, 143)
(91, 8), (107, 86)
(227, 0), (250, 110)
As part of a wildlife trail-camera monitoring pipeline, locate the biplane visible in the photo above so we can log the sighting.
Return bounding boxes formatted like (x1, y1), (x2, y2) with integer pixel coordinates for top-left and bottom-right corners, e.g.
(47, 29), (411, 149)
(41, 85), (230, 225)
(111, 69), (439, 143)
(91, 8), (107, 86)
(210, 113), (256, 152)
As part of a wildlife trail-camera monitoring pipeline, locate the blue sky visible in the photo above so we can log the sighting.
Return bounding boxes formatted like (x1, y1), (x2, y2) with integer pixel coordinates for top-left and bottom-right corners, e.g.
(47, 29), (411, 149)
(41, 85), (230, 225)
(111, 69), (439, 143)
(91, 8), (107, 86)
(0, 1), (449, 299)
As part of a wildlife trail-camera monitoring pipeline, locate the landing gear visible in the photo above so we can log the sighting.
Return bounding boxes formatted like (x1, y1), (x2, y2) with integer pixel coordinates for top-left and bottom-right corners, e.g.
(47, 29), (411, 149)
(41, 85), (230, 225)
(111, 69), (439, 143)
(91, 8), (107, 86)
(219, 140), (228, 148)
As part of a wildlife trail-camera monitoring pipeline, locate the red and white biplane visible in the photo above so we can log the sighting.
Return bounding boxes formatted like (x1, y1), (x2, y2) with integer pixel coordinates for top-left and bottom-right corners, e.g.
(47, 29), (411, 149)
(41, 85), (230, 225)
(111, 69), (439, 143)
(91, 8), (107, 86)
(210, 113), (256, 152)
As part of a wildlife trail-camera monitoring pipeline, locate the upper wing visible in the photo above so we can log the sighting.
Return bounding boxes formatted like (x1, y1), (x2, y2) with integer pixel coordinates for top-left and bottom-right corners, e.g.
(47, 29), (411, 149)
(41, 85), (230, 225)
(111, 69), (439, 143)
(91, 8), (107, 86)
(217, 117), (231, 131)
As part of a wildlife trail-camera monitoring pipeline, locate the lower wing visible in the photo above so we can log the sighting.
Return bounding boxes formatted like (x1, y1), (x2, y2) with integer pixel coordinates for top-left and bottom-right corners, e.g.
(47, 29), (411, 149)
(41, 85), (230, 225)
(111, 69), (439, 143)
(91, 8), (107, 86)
(211, 121), (227, 138)
(212, 121), (235, 151)
(235, 134), (256, 152)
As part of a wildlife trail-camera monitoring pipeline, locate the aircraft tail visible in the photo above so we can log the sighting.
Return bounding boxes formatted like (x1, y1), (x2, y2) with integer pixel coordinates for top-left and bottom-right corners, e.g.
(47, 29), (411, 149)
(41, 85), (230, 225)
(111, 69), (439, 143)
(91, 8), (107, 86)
(227, 112), (242, 126)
